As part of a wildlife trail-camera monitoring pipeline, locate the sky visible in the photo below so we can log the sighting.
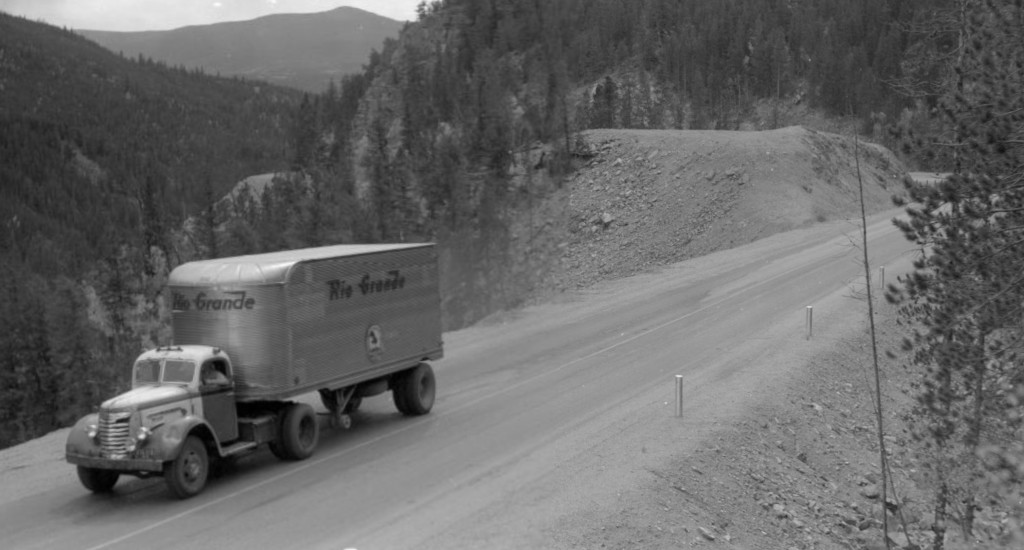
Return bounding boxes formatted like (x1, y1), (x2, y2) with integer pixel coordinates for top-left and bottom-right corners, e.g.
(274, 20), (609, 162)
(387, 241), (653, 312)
(0, 0), (422, 31)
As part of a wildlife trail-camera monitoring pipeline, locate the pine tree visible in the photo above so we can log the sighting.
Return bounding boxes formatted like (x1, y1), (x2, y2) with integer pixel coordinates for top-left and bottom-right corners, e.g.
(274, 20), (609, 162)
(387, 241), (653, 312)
(363, 107), (397, 241)
(591, 76), (618, 129)
(891, 1), (1024, 546)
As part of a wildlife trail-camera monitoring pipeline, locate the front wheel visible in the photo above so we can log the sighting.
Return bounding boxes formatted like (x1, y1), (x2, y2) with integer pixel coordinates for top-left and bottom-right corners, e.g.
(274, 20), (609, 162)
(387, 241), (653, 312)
(77, 466), (119, 493)
(393, 363), (436, 416)
(164, 435), (209, 499)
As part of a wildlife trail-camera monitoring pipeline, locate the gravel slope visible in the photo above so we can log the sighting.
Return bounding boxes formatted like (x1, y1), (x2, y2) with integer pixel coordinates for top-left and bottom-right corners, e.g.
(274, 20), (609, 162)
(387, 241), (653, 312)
(562, 126), (904, 289)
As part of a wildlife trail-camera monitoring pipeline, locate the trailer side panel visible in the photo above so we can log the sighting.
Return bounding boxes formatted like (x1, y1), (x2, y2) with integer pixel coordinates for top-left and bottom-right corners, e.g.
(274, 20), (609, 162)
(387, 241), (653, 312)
(285, 245), (442, 396)
(169, 244), (442, 400)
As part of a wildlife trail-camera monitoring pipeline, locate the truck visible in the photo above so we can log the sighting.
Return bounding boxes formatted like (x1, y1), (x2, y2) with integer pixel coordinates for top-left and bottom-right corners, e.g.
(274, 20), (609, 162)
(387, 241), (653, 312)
(65, 243), (443, 498)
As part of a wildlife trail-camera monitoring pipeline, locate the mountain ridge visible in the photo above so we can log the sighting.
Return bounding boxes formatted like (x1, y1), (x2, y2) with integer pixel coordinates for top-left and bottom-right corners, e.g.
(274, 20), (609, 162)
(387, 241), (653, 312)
(79, 6), (403, 92)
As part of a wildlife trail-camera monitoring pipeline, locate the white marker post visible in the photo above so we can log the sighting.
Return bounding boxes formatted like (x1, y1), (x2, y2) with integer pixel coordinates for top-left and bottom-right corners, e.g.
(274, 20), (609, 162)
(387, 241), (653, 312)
(675, 375), (684, 418)
(806, 306), (813, 340)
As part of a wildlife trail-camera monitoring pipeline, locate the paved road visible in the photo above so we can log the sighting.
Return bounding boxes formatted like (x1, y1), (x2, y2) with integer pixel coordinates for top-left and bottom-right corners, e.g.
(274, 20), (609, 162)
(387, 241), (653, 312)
(0, 208), (917, 550)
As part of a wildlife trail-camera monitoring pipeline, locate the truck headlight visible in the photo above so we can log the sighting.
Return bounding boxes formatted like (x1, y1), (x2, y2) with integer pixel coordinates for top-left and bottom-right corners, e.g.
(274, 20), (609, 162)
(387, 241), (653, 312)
(136, 426), (152, 445)
(86, 424), (99, 440)
(126, 427), (153, 452)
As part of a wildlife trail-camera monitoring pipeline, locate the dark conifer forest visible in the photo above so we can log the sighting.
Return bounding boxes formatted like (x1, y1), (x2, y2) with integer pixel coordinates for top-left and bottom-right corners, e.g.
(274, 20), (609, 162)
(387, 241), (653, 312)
(0, 13), (300, 445)
(0, 0), (1012, 458)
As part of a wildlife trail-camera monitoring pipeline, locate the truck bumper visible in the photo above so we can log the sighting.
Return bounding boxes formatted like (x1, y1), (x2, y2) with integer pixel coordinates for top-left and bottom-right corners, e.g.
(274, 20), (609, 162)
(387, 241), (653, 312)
(66, 452), (164, 472)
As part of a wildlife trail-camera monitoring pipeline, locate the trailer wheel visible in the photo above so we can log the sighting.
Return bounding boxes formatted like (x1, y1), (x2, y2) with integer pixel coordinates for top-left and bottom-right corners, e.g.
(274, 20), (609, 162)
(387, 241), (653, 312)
(77, 466), (119, 493)
(393, 363), (435, 416)
(164, 435), (209, 499)
(277, 403), (319, 460)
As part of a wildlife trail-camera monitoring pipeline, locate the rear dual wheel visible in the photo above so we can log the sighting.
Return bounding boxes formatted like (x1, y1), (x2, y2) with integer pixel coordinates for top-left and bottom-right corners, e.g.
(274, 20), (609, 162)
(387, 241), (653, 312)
(270, 403), (319, 461)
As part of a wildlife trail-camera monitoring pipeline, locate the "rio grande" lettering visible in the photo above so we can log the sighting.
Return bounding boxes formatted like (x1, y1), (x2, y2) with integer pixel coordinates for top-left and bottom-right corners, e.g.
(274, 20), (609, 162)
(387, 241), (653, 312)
(327, 270), (405, 301)
(172, 291), (256, 311)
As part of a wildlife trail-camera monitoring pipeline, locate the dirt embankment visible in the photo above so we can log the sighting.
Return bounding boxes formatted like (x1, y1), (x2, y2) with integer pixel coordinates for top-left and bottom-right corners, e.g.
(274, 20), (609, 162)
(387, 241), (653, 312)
(560, 126), (904, 289)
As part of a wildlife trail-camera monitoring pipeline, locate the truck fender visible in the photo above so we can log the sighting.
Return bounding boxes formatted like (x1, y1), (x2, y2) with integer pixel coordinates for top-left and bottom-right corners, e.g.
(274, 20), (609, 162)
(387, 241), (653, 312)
(152, 416), (219, 461)
(65, 413), (101, 455)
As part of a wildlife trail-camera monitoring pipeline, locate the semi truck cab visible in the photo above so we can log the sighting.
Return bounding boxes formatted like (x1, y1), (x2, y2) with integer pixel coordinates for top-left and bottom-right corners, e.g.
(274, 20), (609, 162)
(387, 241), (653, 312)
(66, 346), (242, 492)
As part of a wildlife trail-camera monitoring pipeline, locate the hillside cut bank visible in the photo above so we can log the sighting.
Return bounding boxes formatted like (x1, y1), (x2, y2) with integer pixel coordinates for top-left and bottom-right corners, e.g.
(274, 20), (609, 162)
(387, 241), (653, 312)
(559, 126), (904, 289)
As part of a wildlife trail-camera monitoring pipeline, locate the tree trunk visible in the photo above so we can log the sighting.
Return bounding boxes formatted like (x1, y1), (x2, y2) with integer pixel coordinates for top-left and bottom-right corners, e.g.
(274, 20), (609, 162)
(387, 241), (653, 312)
(932, 478), (949, 550)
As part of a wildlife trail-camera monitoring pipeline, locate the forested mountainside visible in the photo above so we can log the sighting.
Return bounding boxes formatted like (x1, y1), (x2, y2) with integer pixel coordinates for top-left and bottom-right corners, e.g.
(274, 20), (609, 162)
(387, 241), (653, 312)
(80, 7), (404, 93)
(0, 13), (300, 447)
(0, 0), (978, 449)
(0, 13), (300, 272)
(288, 0), (944, 244)
(299, 0), (948, 249)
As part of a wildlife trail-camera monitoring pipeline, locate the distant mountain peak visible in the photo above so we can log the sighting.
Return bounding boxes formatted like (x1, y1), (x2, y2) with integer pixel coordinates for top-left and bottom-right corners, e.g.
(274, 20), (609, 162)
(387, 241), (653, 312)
(79, 8), (403, 92)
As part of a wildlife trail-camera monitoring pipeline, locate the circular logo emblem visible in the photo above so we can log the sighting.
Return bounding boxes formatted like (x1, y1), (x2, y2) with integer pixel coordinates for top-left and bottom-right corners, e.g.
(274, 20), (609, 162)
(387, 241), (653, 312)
(365, 324), (383, 362)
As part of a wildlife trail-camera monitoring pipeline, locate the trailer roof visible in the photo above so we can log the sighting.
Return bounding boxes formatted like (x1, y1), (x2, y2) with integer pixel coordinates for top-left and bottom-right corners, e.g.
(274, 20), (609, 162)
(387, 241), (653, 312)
(169, 243), (433, 286)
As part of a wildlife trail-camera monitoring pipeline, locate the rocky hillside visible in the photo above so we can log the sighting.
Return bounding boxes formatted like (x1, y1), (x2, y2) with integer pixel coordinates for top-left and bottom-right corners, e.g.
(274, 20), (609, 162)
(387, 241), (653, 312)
(553, 126), (905, 291)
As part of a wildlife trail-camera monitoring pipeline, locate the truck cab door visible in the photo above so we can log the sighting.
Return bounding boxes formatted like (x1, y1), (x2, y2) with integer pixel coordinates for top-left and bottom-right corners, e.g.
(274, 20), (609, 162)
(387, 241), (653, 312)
(200, 359), (238, 444)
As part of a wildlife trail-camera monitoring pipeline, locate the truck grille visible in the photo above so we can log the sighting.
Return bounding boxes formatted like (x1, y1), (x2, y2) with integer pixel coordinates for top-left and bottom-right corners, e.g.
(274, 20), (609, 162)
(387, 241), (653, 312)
(99, 412), (131, 458)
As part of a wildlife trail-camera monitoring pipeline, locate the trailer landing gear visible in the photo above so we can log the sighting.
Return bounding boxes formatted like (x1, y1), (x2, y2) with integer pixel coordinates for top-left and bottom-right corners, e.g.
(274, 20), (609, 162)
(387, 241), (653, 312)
(319, 386), (357, 429)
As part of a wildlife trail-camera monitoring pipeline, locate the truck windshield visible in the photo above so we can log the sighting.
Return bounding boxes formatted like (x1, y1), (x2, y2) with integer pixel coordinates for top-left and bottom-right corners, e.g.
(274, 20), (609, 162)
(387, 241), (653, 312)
(163, 360), (196, 383)
(133, 358), (196, 385)
(134, 359), (161, 384)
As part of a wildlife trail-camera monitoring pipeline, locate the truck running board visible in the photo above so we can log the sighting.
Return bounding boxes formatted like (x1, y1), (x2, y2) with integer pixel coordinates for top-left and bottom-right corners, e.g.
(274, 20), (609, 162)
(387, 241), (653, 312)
(221, 441), (259, 457)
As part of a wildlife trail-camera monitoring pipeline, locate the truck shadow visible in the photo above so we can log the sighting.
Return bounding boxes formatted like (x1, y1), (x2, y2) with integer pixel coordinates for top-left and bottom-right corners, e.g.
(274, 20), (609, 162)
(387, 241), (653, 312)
(203, 397), (432, 492)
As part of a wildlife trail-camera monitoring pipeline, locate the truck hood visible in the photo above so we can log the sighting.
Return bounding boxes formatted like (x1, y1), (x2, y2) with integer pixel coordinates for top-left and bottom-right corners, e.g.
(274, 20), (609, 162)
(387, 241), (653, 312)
(102, 385), (190, 412)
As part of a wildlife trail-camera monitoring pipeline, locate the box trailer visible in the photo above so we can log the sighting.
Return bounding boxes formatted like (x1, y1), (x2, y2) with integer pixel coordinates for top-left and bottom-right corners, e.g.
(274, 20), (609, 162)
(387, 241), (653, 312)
(66, 244), (443, 498)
